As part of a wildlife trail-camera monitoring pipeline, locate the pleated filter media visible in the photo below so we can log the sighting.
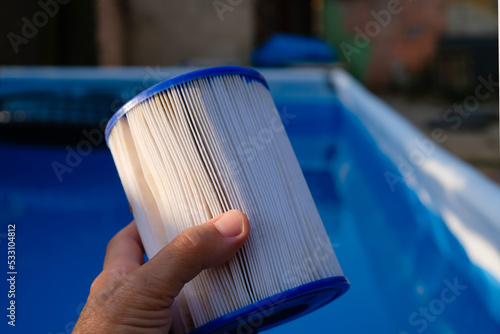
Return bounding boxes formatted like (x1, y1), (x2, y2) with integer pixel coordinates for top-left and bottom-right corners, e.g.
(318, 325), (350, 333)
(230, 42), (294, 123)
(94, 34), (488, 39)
(105, 67), (349, 333)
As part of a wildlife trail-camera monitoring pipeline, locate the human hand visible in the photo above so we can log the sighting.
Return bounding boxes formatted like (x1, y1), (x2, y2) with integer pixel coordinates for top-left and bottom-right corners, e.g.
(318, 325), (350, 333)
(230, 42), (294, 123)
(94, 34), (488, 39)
(73, 210), (249, 333)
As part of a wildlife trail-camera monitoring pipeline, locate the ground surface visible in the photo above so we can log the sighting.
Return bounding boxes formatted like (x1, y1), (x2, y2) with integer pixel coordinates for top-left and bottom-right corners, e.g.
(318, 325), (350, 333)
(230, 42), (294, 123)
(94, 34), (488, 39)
(379, 94), (500, 184)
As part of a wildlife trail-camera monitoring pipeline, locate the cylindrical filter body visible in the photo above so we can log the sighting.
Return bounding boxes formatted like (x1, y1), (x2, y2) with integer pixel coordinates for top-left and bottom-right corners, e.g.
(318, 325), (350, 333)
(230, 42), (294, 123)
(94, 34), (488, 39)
(105, 67), (349, 333)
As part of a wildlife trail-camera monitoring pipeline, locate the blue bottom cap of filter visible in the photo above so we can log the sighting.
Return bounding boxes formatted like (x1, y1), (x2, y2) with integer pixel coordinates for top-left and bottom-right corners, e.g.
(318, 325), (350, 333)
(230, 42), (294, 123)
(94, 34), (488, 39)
(189, 276), (349, 334)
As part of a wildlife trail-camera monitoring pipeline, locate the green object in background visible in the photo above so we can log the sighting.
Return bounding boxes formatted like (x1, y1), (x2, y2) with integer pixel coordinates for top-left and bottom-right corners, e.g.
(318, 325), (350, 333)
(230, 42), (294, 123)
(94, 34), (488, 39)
(323, 0), (371, 82)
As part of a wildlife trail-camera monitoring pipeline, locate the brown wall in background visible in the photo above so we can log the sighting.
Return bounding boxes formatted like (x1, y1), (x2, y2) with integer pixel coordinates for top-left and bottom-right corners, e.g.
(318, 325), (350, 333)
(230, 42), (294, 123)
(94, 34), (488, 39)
(96, 0), (255, 66)
(0, 0), (254, 67)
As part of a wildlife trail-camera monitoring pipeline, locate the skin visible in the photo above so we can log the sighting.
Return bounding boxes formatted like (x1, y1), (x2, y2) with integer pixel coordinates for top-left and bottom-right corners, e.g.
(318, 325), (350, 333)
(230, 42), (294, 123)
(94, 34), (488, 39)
(73, 210), (250, 334)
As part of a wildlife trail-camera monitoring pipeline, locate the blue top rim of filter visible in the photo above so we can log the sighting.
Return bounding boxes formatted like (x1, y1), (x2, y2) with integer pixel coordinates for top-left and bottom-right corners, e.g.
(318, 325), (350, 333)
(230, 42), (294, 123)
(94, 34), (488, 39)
(104, 66), (269, 144)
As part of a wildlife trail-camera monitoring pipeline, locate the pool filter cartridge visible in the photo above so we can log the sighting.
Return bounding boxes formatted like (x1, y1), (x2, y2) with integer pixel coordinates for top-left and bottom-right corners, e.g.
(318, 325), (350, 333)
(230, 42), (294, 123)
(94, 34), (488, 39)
(105, 67), (349, 333)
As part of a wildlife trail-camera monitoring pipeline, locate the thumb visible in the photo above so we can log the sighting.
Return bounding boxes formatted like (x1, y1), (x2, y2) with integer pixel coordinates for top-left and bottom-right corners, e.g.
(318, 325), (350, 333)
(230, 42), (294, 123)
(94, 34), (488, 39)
(124, 209), (250, 308)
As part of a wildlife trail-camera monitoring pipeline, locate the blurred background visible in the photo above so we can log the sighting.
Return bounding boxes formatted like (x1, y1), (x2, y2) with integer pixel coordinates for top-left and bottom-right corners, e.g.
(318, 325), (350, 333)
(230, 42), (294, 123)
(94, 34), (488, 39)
(0, 0), (498, 180)
(0, 1), (499, 334)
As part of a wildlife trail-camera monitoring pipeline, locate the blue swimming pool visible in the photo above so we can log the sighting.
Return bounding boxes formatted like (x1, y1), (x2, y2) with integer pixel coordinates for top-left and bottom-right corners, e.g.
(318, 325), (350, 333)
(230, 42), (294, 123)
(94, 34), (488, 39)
(0, 67), (498, 333)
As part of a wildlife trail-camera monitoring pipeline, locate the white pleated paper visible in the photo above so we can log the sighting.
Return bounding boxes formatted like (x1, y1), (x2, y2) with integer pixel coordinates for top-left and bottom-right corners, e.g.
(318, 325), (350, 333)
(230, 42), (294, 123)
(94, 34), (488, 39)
(108, 74), (343, 331)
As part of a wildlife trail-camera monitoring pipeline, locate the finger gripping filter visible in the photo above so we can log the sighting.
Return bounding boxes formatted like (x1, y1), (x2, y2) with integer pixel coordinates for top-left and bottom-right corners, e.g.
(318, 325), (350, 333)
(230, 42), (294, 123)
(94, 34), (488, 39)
(105, 66), (349, 333)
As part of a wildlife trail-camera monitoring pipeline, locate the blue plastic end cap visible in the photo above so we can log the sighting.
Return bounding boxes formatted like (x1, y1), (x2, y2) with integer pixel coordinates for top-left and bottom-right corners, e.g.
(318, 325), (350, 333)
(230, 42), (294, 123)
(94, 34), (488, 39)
(104, 66), (269, 145)
(189, 276), (349, 334)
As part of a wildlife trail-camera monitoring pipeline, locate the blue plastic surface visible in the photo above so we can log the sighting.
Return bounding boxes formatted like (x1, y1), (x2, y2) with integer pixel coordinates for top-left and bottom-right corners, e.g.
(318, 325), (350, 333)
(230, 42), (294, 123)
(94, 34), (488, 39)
(252, 33), (337, 67)
(190, 276), (349, 334)
(104, 66), (269, 143)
